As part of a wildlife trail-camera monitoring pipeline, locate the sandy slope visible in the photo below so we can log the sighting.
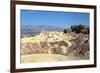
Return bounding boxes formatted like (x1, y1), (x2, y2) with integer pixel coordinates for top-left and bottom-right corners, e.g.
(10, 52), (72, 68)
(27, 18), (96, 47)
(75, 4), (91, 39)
(21, 54), (84, 63)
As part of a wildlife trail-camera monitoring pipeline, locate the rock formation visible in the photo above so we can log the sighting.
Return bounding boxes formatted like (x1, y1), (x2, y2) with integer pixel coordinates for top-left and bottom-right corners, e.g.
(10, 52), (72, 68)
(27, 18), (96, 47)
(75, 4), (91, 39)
(21, 24), (89, 59)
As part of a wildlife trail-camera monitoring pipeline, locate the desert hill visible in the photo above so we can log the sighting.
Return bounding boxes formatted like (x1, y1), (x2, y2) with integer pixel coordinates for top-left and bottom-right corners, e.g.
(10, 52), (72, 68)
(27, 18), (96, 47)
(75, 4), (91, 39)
(21, 24), (89, 63)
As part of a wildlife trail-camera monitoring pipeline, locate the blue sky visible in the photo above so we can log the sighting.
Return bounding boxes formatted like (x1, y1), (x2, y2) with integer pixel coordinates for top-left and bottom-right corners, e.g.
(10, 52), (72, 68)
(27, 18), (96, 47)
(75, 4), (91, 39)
(21, 10), (89, 28)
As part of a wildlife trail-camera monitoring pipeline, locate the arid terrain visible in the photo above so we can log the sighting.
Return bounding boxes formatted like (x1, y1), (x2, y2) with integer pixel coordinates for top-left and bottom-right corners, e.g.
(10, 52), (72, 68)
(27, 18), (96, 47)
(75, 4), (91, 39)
(21, 24), (89, 63)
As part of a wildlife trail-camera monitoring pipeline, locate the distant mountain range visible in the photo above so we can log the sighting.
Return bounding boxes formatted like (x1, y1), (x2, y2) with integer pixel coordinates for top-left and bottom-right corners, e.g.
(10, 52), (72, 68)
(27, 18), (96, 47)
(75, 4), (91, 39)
(21, 25), (64, 36)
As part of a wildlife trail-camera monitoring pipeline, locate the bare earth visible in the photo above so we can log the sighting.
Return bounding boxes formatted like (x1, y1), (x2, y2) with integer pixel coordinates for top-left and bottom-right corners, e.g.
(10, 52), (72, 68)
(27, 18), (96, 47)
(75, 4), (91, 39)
(21, 29), (89, 63)
(21, 54), (85, 63)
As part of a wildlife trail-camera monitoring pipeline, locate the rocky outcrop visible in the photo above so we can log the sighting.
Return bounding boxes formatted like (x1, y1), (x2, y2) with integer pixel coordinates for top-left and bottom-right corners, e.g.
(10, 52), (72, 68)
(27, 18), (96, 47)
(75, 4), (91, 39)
(21, 32), (73, 55)
(67, 34), (89, 58)
(21, 24), (89, 59)
(64, 24), (89, 34)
